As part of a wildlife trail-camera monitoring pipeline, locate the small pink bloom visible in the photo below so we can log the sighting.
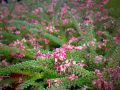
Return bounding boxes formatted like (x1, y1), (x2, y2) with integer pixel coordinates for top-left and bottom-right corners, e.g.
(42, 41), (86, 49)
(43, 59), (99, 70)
(77, 62), (85, 68)
(42, 38), (50, 44)
(47, 79), (52, 87)
(103, 81), (109, 90)
(68, 37), (78, 44)
(62, 19), (69, 25)
(15, 31), (21, 35)
(109, 82), (113, 90)
(92, 79), (102, 88)
(62, 44), (74, 50)
(54, 79), (62, 85)
(114, 31), (120, 44)
(0, 60), (9, 66)
(47, 4), (54, 13)
(96, 12), (101, 17)
(96, 31), (104, 36)
(74, 46), (83, 50)
(95, 55), (103, 64)
(67, 74), (78, 81)
(102, 0), (109, 5)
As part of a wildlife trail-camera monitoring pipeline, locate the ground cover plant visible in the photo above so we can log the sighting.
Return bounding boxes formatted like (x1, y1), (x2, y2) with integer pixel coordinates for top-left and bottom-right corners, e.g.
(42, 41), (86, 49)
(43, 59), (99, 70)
(0, 0), (120, 90)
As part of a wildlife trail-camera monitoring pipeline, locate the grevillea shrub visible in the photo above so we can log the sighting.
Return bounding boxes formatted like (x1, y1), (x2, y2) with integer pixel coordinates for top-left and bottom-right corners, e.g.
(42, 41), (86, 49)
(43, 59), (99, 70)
(0, 0), (120, 90)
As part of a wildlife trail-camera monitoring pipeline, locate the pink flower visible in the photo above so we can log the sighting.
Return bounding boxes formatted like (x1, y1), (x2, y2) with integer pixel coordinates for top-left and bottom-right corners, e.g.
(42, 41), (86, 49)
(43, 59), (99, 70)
(109, 82), (113, 90)
(15, 31), (21, 35)
(71, 8), (77, 15)
(77, 62), (85, 68)
(95, 55), (103, 64)
(67, 74), (78, 81)
(92, 79), (102, 88)
(74, 46), (85, 50)
(47, 79), (52, 87)
(53, 48), (66, 61)
(96, 31), (104, 36)
(102, 0), (109, 5)
(62, 44), (74, 50)
(114, 31), (120, 44)
(31, 19), (39, 25)
(60, 3), (69, 19)
(54, 79), (62, 85)
(108, 66), (120, 79)
(95, 69), (103, 79)
(59, 65), (67, 72)
(0, 60), (9, 66)
(47, 4), (54, 13)
(103, 81), (109, 90)
(11, 52), (25, 59)
(1, 8), (10, 18)
(86, 0), (94, 8)
(32, 7), (43, 15)
(96, 12), (101, 17)
(46, 23), (55, 33)
(35, 51), (52, 58)
(15, 3), (24, 14)
(42, 38), (50, 44)
(68, 37), (78, 44)
(87, 40), (96, 46)
(62, 19), (69, 25)
(83, 16), (93, 25)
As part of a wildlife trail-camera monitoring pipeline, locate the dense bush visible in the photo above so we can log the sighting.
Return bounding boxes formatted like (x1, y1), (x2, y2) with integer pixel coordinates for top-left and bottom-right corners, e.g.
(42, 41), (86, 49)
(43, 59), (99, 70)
(0, 0), (120, 90)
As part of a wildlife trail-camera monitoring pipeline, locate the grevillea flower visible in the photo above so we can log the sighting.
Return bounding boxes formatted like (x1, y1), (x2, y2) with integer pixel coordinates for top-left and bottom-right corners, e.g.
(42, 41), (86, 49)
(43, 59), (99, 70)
(77, 62), (86, 68)
(95, 69), (103, 79)
(47, 4), (54, 13)
(0, 60), (9, 66)
(95, 55), (103, 64)
(11, 52), (25, 59)
(15, 30), (21, 35)
(9, 39), (25, 49)
(96, 12), (101, 17)
(92, 79), (102, 88)
(46, 23), (59, 33)
(47, 79), (52, 87)
(97, 39), (108, 48)
(53, 48), (66, 61)
(62, 19), (69, 25)
(108, 66), (120, 78)
(35, 51), (52, 58)
(60, 3), (69, 19)
(83, 15), (93, 25)
(114, 30), (120, 44)
(85, 0), (94, 8)
(68, 37), (78, 44)
(87, 39), (96, 46)
(96, 31), (104, 36)
(42, 38), (50, 44)
(31, 19), (39, 25)
(15, 3), (24, 14)
(109, 82), (113, 90)
(54, 79), (62, 86)
(102, 0), (109, 5)
(67, 74), (78, 81)
(74, 45), (86, 50)
(32, 7), (43, 15)
(62, 44), (74, 50)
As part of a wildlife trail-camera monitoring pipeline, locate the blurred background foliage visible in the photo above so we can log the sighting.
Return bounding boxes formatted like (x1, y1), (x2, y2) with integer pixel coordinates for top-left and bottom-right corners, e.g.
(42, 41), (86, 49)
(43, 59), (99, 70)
(106, 0), (120, 18)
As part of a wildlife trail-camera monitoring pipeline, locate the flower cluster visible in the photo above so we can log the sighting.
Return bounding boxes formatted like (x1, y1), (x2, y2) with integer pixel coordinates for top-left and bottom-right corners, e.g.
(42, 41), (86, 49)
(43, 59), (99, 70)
(47, 78), (62, 87)
(9, 39), (26, 49)
(108, 66), (120, 78)
(93, 69), (113, 90)
(11, 52), (25, 59)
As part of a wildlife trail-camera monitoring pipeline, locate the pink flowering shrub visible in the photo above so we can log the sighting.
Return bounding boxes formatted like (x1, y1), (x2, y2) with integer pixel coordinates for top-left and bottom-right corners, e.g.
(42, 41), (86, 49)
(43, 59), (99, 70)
(0, 0), (120, 90)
